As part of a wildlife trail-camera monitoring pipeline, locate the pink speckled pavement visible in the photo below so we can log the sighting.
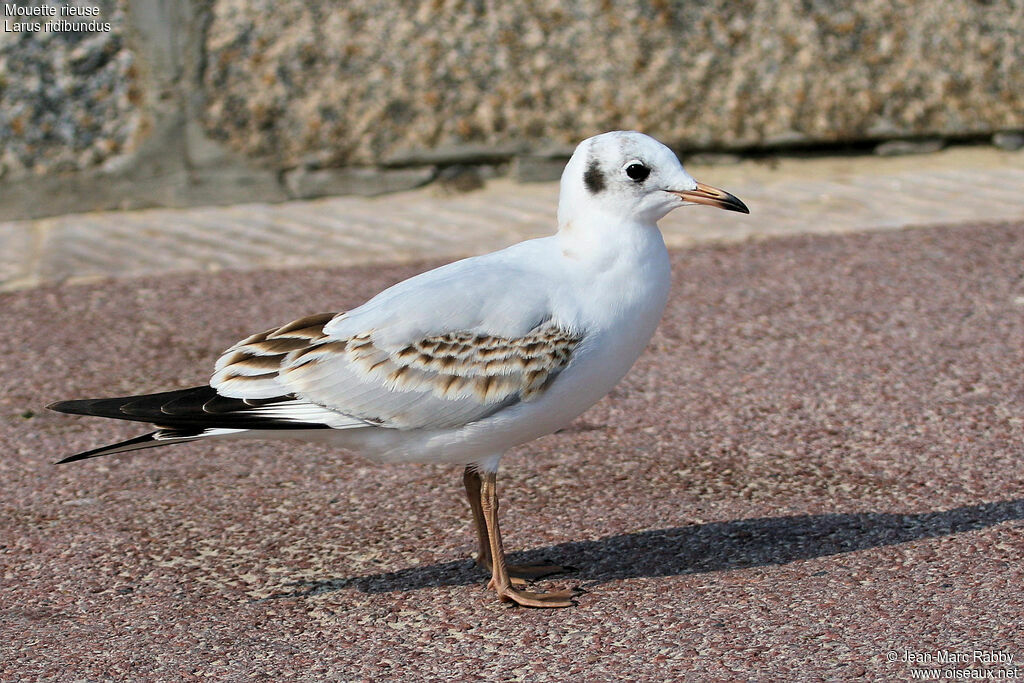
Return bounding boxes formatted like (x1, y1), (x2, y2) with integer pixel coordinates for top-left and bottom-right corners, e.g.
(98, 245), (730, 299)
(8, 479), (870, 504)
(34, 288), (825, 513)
(2, 222), (1023, 680)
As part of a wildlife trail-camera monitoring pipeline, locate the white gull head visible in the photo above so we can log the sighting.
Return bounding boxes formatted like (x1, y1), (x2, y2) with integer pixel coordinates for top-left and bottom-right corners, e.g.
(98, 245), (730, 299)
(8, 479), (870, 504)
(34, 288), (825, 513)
(557, 131), (749, 229)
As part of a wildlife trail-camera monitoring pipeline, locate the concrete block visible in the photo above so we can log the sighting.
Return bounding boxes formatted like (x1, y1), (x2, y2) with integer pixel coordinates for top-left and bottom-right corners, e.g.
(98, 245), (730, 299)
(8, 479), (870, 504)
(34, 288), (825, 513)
(993, 132), (1024, 151)
(512, 156), (567, 183)
(282, 166), (436, 200)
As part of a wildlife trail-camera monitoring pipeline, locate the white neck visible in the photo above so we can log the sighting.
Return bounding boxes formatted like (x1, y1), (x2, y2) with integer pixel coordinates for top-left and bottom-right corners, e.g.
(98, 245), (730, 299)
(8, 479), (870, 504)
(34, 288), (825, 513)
(553, 211), (671, 337)
(556, 211), (665, 265)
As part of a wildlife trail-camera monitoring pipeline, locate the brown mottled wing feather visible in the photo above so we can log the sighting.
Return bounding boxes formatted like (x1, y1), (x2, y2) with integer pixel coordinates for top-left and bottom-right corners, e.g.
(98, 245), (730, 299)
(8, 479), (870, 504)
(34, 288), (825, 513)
(211, 312), (584, 430)
(211, 312), (336, 399)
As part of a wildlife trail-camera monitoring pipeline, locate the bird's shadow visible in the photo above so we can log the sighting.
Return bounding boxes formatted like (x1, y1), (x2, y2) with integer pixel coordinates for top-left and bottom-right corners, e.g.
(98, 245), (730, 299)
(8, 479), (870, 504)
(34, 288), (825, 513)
(264, 499), (1024, 600)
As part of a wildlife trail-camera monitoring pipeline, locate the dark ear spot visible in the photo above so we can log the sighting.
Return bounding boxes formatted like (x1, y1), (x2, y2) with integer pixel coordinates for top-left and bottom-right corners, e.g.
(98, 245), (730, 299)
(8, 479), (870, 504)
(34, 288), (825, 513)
(583, 158), (605, 194)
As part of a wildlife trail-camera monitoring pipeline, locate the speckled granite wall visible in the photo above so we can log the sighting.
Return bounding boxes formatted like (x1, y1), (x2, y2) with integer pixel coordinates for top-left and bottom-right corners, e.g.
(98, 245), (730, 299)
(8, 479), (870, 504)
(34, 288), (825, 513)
(0, 0), (140, 179)
(201, 0), (1024, 167)
(1, 0), (1022, 219)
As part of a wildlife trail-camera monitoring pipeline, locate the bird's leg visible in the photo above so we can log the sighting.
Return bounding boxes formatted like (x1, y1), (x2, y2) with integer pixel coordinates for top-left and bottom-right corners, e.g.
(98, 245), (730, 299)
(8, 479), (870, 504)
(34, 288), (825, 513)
(464, 466), (567, 586)
(463, 466), (492, 571)
(478, 469), (576, 608)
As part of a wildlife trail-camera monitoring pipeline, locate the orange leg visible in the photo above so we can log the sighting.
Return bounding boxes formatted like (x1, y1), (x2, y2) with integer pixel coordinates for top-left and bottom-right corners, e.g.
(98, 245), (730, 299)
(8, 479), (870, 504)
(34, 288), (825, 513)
(463, 466), (568, 584)
(475, 468), (577, 608)
(463, 466), (493, 571)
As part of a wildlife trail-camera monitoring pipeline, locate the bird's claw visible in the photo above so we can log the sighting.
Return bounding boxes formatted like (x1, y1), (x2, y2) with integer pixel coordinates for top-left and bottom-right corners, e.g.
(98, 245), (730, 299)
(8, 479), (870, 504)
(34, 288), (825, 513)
(496, 586), (580, 609)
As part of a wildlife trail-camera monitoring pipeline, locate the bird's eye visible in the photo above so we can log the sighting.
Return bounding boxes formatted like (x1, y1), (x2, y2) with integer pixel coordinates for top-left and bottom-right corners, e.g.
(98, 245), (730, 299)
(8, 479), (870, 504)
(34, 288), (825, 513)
(625, 163), (650, 182)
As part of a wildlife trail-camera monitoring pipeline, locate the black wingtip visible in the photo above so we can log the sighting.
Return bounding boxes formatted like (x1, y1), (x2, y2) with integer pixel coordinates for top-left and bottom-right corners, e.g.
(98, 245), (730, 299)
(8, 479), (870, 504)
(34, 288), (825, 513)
(48, 399), (101, 416)
(56, 452), (93, 465)
(54, 432), (160, 464)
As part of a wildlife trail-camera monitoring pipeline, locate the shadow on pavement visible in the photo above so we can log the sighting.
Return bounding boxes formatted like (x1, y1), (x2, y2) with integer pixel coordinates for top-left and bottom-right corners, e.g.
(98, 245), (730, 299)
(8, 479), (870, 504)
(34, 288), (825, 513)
(266, 499), (1024, 599)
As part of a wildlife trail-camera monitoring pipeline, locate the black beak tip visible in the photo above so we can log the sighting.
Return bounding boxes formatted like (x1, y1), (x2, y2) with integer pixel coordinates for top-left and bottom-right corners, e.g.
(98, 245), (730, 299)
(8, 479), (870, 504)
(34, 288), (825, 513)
(729, 197), (751, 214)
(721, 191), (750, 214)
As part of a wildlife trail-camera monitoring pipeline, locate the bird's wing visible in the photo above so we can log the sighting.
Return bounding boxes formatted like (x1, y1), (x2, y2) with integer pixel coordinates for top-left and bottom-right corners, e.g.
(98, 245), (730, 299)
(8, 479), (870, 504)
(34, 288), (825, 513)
(49, 384), (353, 430)
(211, 248), (586, 430)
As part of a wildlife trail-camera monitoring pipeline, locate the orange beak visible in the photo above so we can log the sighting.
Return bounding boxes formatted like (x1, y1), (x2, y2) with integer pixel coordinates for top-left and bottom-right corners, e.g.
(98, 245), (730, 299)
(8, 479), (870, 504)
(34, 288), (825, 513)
(670, 182), (749, 214)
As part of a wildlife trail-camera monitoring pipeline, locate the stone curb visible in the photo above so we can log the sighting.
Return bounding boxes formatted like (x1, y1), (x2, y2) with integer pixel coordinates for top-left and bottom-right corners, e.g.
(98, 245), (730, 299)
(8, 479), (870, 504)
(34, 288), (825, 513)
(1, 145), (1022, 293)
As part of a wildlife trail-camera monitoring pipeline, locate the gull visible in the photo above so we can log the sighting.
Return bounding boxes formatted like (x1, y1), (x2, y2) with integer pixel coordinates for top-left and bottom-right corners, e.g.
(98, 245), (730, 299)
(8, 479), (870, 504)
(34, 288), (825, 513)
(49, 131), (748, 608)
